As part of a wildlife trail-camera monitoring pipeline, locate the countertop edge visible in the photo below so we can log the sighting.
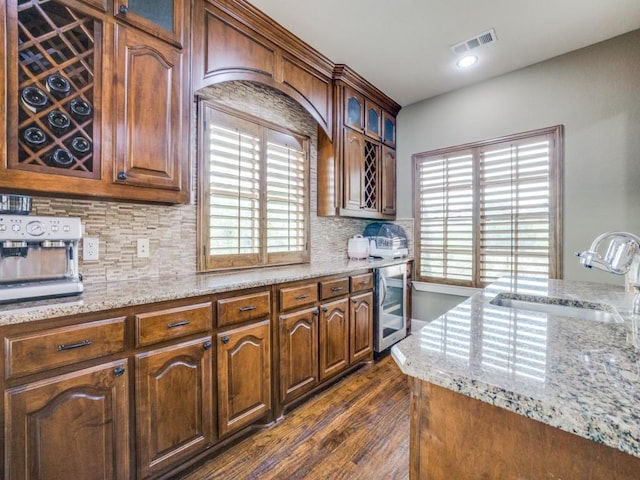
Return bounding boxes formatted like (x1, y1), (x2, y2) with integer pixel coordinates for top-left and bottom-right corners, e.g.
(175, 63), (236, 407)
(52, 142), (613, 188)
(0, 258), (410, 325)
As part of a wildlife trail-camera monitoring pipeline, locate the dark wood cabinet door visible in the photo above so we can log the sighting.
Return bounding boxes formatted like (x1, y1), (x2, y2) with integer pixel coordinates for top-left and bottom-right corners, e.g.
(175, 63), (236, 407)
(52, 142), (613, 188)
(350, 292), (374, 364)
(343, 128), (365, 212)
(113, 24), (187, 197)
(382, 110), (396, 148)
(278, 306), (319, 404)
(364, 99), (382, 141)
(343, 87), (364, 132)
(217, 320), (271, 437)
(5, 360), (130, 480)
(381, 146), (396, 216)
(319, 297), (349, 381)
(115, 0), (187, 48)
(135, 337), (214, 479)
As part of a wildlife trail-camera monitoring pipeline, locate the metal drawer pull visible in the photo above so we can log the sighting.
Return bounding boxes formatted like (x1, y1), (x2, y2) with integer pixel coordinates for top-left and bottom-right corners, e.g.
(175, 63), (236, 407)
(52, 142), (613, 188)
(331, 286), (343, 292)
(167, 320), (190, 328)
(295, 294), (309, 300)
(57, 339), (92, 351)
(239, 305), (256, 312)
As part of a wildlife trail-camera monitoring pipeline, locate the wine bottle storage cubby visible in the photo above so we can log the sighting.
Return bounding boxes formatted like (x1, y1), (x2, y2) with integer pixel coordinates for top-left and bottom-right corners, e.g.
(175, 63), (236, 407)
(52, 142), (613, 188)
(363, 140), (378, 209)
(15, 0), (99, 178)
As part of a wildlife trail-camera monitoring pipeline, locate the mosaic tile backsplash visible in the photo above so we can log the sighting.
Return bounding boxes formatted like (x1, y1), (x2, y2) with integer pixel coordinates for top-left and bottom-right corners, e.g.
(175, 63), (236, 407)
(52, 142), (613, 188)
(29, 81), (412, 286)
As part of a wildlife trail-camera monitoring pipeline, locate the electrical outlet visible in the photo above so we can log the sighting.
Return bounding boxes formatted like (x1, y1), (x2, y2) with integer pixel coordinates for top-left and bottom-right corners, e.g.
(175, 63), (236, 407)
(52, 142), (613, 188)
(83, 237), (99, 261)
(137, 238), (150, 258)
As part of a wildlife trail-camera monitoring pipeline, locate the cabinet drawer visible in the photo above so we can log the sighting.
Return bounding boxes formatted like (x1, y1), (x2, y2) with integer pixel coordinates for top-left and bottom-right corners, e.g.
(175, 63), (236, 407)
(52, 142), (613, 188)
(279, 283), (318, 311)
(5, 317), (126, 379)
(136, 302), (212, 347)
(217, 291), (270, 327)
(320, 278), (349, 300)
(351, 273), (373, 293)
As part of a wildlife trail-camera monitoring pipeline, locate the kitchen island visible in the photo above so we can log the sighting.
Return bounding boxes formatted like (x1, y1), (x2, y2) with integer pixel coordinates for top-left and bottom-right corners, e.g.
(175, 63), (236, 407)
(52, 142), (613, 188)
(392, 276), (640, 479)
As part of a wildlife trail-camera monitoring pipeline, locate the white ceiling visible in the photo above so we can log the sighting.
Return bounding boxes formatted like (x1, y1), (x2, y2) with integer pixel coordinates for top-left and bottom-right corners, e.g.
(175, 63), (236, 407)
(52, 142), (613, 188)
(247, 0), (640, 106)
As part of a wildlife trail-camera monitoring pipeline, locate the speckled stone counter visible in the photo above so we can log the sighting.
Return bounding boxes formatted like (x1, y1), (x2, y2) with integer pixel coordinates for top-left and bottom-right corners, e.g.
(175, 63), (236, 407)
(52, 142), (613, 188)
(0, 258), (407, 326)
(392, 276), (640, 459)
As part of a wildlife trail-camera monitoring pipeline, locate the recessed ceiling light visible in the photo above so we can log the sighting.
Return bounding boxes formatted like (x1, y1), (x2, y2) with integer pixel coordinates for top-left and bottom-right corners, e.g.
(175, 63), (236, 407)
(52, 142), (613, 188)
(456, 55), (478, 68)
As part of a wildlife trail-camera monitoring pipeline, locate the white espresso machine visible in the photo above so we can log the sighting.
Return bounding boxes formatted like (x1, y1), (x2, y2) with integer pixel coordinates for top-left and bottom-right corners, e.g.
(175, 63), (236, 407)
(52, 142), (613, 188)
(0, 214), (83, 303)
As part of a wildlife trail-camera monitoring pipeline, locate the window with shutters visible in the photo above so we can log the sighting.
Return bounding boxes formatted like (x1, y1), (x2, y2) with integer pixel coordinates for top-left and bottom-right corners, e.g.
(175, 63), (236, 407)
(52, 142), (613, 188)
(413, 125), (563, 287)
(198, 101), (309, 271)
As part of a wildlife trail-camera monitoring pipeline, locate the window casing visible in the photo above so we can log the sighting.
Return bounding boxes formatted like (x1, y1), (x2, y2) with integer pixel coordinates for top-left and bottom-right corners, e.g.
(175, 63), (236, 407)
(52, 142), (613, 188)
(198, 101), (310, 271)
(413, 126), (563, 287)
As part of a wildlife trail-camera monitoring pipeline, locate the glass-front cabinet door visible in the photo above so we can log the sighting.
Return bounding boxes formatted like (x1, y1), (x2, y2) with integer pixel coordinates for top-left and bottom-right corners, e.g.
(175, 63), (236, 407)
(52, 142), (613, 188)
(364, 99), (381, 141)
(115, 0), (185, 47)
(343, 87), (364, 132)
(382, 110), (396, 148)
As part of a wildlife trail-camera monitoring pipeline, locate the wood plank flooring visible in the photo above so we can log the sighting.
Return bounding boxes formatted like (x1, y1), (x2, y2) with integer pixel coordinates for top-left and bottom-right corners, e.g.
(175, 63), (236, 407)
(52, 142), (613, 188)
(176, 355), (410, 480)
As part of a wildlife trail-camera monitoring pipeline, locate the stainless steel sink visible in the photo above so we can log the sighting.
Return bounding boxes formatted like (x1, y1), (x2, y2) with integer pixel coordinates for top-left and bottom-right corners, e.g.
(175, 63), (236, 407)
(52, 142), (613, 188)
(490, 293), (623, 323)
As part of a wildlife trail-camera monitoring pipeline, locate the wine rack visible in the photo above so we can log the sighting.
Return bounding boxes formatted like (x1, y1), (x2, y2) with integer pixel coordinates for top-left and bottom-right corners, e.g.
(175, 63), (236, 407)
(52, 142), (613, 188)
(363, 140), (378, 209)
(15, 0), (100, 178)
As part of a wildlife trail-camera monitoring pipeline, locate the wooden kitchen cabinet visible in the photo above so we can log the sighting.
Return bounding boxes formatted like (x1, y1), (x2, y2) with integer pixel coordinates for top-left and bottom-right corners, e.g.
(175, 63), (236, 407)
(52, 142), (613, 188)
(364, 99), (382, 141)
(382, 110), (396, 148)
(381, 146), (397, 216)
(114, 0), (187, 48)
(319, 297), (349, 381)
(278, 305), (320, 404)
(217, 320), (272, 437)
(135, 336), (214, 479)
(113, 24), (187, 194)
(193, 0), (333, 138)
(349, 291), (373, 364)
(5, 360), (130, 480)
(0, 0), (189, 204)
(277, 273), (373, 412)
(318, 64), (401, 219)
(344, 87), (365, 131)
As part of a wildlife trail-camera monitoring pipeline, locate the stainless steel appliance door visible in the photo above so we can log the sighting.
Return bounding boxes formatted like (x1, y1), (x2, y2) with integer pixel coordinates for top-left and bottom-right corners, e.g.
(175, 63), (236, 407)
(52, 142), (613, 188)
(374, 263), (408, 352)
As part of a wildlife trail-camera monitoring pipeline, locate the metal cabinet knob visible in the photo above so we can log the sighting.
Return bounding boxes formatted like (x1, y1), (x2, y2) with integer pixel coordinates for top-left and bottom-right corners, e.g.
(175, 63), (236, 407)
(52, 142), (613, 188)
(113, 366), (125, 377)
(117, 171), (127, 181)
(119, 4), (129, 14)
(221, 336), (230, 344)
(203, 341), (212, 350)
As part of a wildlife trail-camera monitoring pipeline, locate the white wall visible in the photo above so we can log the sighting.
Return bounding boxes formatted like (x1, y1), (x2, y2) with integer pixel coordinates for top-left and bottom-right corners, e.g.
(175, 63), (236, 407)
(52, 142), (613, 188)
(397, 29), (640, 285)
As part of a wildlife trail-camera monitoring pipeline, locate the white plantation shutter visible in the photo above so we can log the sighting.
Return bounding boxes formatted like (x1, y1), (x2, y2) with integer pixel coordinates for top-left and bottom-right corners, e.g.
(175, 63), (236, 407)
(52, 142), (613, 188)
(207, 122), (260, 261)
(479, 137), (552, 283)
(266, 131), (307, 262)
(200, 103), (309, 271)
(414, 126), (562, 287)
(417, 151), (474, 284)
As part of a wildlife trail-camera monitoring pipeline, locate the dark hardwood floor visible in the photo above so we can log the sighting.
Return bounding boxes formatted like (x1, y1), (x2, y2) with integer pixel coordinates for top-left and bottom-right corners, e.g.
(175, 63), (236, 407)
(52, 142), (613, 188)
(176, 355), (410, 480)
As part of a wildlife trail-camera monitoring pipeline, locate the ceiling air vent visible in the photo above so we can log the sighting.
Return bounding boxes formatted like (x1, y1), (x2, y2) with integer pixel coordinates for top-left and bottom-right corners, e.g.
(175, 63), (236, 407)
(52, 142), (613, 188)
(451, 29), (497, 55)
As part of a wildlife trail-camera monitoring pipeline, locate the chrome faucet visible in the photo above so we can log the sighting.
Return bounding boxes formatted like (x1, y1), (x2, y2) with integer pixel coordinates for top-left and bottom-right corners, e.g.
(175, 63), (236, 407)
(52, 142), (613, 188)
(576, 231), (640, 315)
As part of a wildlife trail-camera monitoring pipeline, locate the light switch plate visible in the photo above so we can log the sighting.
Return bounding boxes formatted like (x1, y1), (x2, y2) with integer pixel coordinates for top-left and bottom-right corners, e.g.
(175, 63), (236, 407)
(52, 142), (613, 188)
(137, 238), (150, 258)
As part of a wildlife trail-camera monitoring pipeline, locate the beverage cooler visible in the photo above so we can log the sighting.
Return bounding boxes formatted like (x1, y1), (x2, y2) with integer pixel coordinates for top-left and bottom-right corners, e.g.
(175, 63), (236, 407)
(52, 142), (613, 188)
(373, 262), (409, 353)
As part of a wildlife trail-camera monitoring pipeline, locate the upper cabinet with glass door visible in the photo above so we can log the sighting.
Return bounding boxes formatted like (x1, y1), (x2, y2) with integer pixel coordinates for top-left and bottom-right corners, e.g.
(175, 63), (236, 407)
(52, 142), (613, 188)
(364, 99), (381, 141)
(115, 0), (186, 47)
(344, 88), (365, 132)
(382, 110), (396, 148)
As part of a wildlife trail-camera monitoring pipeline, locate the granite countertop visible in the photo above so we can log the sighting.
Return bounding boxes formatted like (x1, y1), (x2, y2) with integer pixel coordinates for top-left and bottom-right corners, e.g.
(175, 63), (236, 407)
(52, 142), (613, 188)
(392, 276), (640, 459)
(0, 257), (408, 326)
